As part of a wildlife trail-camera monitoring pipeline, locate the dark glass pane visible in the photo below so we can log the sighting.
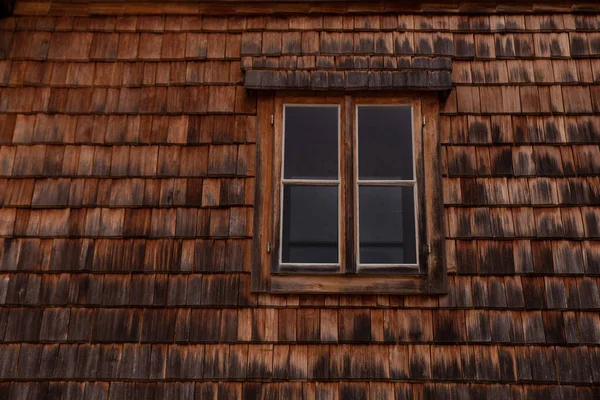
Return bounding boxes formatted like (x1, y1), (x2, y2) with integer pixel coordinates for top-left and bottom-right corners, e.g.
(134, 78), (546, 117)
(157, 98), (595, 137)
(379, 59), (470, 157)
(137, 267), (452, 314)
(284, 106), (339, 179)
(282, 185), (338, 263)
(359, 185), (416, 264)
(357, 106), (413, 180)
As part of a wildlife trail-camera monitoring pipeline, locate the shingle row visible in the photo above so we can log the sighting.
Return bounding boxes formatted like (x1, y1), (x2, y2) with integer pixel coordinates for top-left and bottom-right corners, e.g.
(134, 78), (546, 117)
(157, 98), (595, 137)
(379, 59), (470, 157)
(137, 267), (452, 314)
(0, 145), (253, 177)
(443, 146), (600, 176)
(440, 115), (600, 144)
(2, 273), (599, 310)
(244, 69), (452, 90)
(244, 55), (451, 71)
(2, 30), (599, 62)
(0, 61), (245, 87)
(0, 239), (251, 273)
(1, 306), (600, 345)
(443, 177), (600, 206)
(0, 207), (253, 238)
(0, 178), (253, 208)
(2, 14), (599, 34)
(452, 59), (600, 85)
(0, 343), (599, 383)
(1, 381), (599, 400)
(444, 84), (600, 114)
(0, 114), (257, 145)
(0, 86), (252, 114)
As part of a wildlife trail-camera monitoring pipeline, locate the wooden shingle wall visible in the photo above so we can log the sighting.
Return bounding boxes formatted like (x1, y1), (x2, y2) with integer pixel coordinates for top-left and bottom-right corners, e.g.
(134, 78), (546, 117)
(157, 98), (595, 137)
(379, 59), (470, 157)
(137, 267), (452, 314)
(0, 11), (599, 399)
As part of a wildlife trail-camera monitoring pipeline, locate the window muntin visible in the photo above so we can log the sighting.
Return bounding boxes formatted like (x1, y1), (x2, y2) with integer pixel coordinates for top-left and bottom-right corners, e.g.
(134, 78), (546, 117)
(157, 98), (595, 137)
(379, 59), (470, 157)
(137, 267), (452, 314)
(280, 105), (341, 267)
(355, 105), (419, 270)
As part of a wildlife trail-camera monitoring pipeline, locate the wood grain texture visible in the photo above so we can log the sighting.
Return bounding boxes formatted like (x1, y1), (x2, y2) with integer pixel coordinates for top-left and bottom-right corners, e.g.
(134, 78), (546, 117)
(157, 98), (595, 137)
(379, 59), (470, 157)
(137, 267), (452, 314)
(0, 8), (599, 394)
(422, 95), (447, 293)
(251, 94), (274, 292)
(271, 275), (427, 293)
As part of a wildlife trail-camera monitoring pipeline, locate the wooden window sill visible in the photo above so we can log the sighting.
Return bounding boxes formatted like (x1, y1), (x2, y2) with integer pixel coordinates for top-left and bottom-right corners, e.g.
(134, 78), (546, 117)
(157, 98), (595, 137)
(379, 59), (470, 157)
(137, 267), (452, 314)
(270, 274), (432, 294)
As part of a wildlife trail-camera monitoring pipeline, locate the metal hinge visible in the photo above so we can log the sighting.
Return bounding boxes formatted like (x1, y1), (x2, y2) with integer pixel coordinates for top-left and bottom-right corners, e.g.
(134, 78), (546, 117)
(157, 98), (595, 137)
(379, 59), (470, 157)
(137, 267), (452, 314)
(422, 116), (426, 127)
(427, 244), (431, 254)
(270, 114), (274, 125)
(267, 241), (271, 253)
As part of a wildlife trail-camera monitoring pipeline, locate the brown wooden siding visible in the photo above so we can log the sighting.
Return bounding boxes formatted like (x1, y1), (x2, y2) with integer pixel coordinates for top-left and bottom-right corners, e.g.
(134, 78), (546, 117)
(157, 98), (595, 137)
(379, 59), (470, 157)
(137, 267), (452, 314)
(0, 9), (599, 399)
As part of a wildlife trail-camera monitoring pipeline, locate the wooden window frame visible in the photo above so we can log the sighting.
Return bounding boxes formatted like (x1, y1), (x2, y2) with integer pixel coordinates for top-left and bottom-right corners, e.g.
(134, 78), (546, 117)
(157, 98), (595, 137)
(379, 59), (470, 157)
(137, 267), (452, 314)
(252, 92), (447, 294)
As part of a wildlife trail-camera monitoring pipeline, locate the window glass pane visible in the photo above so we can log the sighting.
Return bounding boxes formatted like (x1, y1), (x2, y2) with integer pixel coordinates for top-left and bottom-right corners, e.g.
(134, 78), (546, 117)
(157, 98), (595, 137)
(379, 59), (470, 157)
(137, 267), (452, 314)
(357, 106), (413, 180)
(359, 185), (416, 264)
(284, 106), (339, 180)
(282, 185), (338, 263)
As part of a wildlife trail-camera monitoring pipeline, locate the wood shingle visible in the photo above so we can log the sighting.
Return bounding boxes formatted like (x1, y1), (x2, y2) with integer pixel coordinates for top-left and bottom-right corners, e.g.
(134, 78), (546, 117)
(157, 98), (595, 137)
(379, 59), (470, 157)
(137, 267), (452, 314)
(0, 4), (599, 396)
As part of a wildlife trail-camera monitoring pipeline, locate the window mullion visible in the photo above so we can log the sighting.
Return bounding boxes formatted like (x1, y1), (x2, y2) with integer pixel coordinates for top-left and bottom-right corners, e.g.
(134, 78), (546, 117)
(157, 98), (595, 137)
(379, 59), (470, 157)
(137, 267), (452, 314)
(343, 95), (356, 274)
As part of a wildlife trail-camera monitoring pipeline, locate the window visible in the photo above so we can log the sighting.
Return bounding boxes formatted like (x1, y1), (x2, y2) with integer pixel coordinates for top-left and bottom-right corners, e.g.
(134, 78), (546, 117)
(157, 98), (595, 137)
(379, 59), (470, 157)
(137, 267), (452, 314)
(252, 94), (446, 294)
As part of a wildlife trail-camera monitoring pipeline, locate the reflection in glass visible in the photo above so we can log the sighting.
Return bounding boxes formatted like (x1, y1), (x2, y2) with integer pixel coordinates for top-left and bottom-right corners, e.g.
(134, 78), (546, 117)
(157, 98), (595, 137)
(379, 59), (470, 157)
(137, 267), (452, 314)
(359, 186), (416, 264)
(284, 106), (339, 180)
(282, 185), (338, 263)
(358, 106), (413, 180)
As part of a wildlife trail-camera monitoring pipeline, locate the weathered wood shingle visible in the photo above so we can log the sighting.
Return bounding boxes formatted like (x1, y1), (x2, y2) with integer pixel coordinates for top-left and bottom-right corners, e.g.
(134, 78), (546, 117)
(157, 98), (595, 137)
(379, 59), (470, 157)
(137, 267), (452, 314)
(0, 6), (599, 396)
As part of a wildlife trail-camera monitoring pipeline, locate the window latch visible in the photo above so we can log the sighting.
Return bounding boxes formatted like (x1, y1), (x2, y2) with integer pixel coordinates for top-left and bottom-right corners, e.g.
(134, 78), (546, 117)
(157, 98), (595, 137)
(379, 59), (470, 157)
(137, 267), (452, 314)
(270, 114), (274, 125)
(422, 116), (426, 127)
(267, 241), (271, 253)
